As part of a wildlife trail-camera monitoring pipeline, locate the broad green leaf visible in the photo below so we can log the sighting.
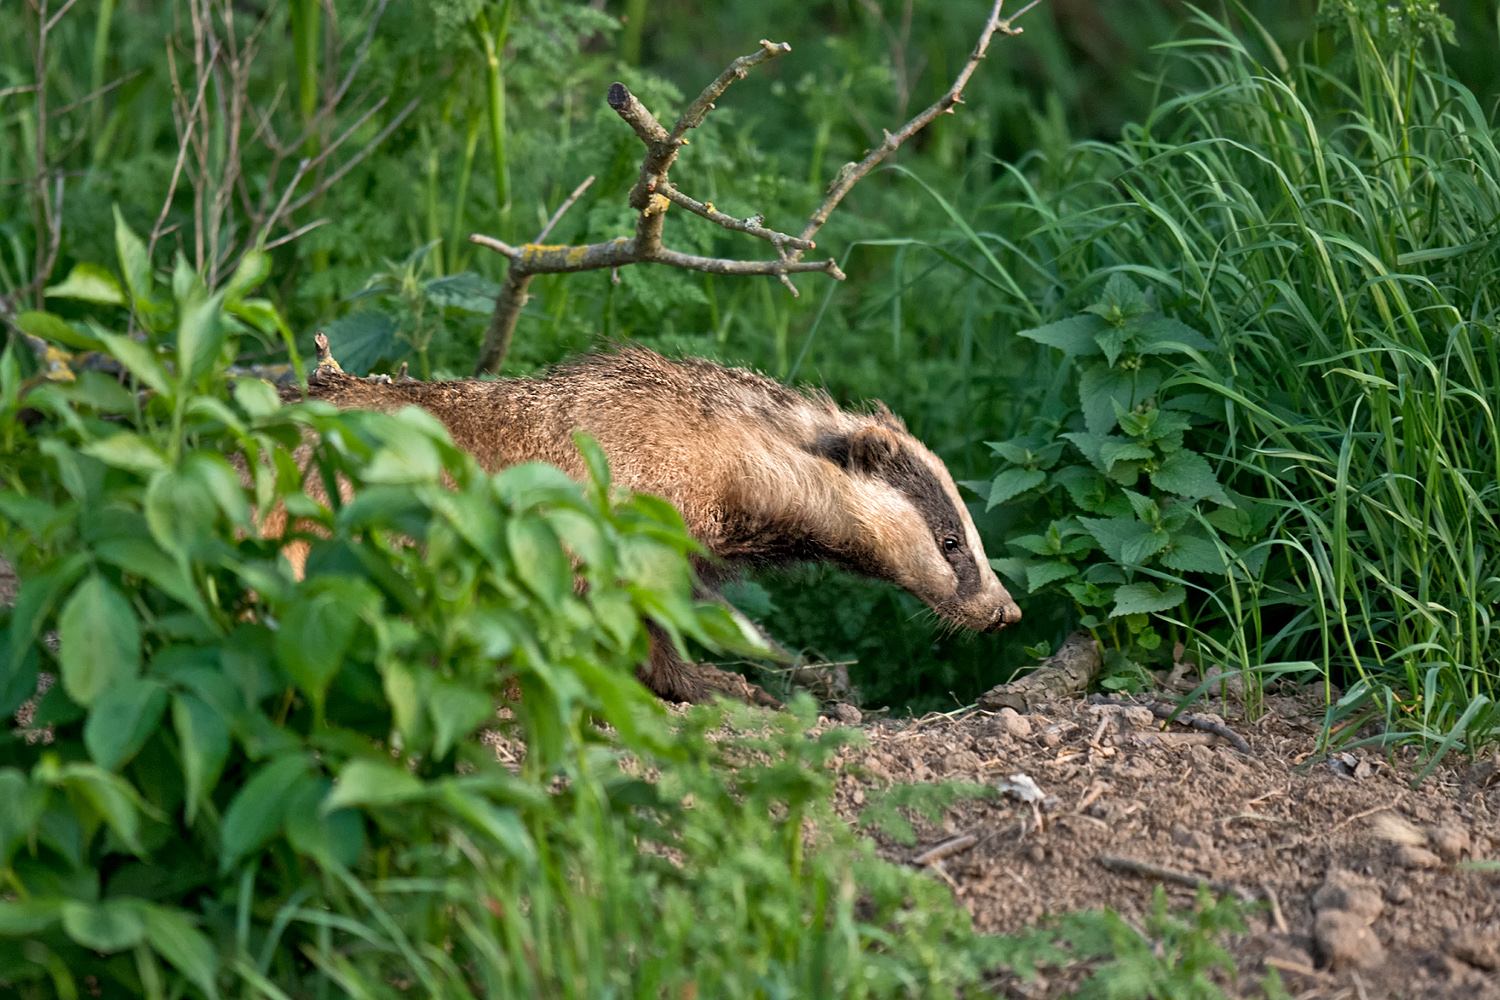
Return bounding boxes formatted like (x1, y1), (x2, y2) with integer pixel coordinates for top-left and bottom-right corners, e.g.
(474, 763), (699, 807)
(0, 773), (41, 872)
(61, 899), (145, 953)
(175, 289), (228, 386)
(1009, 533), (1057, 556)
(46, 262), (126, 305)
(1162, 535), (1228, 574)
(1110, 582), (1187, 617)
(56, 762), (147, 853)
(1098, 439), (1154, 471)
(1054, 465), (1110, 511)
(233, 378), (281, 418)
(989, 557), (1030, 591)
(1083, 273), (1149, 324)
(1078, 364), (1162, 435)
(1025, 561), (1077, 591)
(439, 785), (535, 864)
(17, 311), (101, 351)
(95, 538), (207, 618)
(985, 440), (1034, 465)
(322, 310), (400, 376)
(275, 578), (375, 709)
(224, 249), (271, 301)
(84, 677), (168, 771)
(58, 574), (141, 706)
(0, 899), (63, 935)
(219, 754), (313, 871)
(185, 452), (251, 528)
(80, 433), (169, 476)
(324, 759), (427, 813)
(424, 272), (501, 313)
(428, 681), (494, 761)
(1120, 528), (1170, 564)
(1204, 506), (1254, 538)
(508, 516), (569, 607)
(1093, 324), (1132, 367)
(362, 417), (443, 485)
(114, 205), (153, 306)
(1136, 316), (1215, 355)
(139, 904), (220, 1000)
(226, 297), (289, 338)
(95, 331), (171, 396)
(172, 693), (230, 825)
(986, 468), (1046, 509)
(1077, 517), (1155, 563)
(145, 468), (219, 561)
(1150, 448), (1230, 503)
(1015, 314), (1104, 355)
(492, 462), (584, 509)
(284, 777), (365, 868)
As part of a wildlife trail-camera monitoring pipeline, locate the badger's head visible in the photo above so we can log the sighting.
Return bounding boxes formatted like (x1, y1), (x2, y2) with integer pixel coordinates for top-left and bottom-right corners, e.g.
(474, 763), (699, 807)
(818, 418), (1021, 633)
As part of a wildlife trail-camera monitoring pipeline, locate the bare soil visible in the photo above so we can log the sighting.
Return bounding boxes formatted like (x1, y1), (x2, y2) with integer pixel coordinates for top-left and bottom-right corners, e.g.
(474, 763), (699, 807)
(823, 687), (1500, 999)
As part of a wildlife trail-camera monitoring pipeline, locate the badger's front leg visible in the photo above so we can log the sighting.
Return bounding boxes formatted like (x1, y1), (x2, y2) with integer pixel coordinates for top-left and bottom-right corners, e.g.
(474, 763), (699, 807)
(637, 623), (782, 708)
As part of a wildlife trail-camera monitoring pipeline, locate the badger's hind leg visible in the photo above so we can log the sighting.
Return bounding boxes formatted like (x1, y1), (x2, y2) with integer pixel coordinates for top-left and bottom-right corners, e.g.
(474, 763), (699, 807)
(638, 624), (782, 708)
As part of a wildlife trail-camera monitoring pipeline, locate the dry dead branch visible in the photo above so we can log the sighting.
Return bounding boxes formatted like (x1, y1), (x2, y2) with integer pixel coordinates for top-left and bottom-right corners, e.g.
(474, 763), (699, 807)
(469, 0), (1037, 376)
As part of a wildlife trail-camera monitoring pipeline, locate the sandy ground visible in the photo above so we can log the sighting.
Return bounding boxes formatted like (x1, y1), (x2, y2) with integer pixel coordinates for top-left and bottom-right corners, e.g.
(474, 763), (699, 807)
(823, 686), (1500, 999)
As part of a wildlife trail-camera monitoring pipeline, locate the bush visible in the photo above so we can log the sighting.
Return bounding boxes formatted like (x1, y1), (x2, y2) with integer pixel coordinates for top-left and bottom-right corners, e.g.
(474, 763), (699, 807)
(0, 231), (1010, 997)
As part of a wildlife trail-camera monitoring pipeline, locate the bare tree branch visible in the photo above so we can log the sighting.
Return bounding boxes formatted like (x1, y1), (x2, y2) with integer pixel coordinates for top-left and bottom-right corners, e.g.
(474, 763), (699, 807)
(468, 2), (1035, 377)
(792, 0), (1036, 255)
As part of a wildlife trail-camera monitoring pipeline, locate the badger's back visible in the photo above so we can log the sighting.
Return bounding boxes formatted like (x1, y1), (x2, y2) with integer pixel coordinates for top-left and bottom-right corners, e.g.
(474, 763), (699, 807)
(301, 348), (861, 558)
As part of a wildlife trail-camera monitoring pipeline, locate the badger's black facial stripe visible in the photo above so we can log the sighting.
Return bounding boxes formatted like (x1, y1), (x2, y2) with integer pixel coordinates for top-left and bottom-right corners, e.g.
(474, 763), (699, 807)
(810, 431), (983, 599)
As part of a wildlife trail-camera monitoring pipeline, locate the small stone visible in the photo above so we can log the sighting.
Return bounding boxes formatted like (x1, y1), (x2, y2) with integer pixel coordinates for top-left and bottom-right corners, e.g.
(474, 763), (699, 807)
(829, 702), (862, 725)
(1027, 844), (1046, 864)
(996, 707), (1032, 739)
(1121, 706), (1156, 730)
(1429, 822), (1470, 863)
(1040, 731), (1061, 748)
(944, 750), (982, 775)
(1315, 910), (1387, 971)
(1312, 872), (1384, 923)
(1384, 882), (1412, 905)
(1396, 844), (1442, 870)
(1448, 928), (1500, 971)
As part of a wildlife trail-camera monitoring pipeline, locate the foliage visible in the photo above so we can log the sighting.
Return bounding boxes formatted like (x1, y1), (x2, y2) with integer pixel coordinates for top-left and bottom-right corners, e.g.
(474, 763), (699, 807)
(0, 222), (1010, 996)
(1002, 1), (1500, 751)
(973, 275), (1258, 684)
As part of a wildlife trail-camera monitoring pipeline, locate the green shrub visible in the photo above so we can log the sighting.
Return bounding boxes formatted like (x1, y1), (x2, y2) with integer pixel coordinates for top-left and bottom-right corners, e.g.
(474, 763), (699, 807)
(0, 226), (1010, 997)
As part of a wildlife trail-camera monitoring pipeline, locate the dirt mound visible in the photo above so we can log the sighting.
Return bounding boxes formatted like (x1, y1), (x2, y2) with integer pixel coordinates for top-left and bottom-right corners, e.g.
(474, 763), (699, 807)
(828, 689), (1500, 998)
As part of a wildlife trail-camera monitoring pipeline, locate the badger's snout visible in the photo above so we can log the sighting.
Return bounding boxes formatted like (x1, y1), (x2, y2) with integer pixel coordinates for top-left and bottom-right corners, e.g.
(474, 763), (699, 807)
(985, 599), (1023, 631)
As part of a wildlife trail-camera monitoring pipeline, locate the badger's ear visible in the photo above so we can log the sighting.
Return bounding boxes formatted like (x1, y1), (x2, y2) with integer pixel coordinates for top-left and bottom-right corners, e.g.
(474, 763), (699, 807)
(847, 424), (901, 472)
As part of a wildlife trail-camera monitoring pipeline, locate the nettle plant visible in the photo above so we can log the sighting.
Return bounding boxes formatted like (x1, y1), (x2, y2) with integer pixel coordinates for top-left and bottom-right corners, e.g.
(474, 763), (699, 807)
(976, 276), (1265, 676)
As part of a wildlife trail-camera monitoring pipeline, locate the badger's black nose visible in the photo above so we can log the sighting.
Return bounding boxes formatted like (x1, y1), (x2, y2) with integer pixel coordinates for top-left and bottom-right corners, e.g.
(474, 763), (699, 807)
(986, 602), (1022, 631)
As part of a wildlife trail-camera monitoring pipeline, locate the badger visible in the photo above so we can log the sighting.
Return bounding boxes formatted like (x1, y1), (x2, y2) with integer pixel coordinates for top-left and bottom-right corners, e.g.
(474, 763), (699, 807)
(280, 346), (1021, 705)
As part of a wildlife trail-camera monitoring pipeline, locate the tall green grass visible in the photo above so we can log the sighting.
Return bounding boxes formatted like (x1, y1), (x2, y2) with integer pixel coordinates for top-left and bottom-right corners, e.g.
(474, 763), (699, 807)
(933, 2), (1500, 753)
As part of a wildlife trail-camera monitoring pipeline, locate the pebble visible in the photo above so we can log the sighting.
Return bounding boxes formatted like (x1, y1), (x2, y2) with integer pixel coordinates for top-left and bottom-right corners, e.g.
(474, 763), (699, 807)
(1384, 882), (1412, 905)
(1314, 910), (1387, 970)
(829, 703), (862, 725)
(996, 707), (1032, 739)
(1429, 822), (1470, 863)
(1396, 844), (1442, 869)
(1312, 873), (1384, 924)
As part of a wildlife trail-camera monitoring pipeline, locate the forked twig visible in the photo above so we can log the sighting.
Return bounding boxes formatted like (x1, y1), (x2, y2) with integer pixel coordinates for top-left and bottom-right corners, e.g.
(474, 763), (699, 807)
(469, 0), (1036, 375)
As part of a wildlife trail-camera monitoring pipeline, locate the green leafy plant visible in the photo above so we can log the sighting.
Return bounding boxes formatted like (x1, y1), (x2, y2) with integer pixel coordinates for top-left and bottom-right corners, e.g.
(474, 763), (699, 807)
(974, 276), (1259, 682)
(0, 222), (1021, 997)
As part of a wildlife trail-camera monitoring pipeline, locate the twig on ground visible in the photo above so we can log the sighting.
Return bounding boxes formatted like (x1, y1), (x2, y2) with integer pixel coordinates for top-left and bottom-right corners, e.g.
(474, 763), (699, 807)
(469, 0), (1036, 375)
(912, 833), (977, 866)
(1088, 694), (1254, 755)
(1095, 854), (1253, 902)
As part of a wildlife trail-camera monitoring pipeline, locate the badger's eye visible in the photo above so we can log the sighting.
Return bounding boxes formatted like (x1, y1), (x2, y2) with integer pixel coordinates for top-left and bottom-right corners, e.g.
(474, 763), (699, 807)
(942, 537), (960, 553)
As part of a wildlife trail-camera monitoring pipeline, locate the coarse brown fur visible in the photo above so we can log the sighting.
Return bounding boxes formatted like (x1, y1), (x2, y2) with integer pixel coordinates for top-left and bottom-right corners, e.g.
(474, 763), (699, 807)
(271, 347), (1020, 704)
